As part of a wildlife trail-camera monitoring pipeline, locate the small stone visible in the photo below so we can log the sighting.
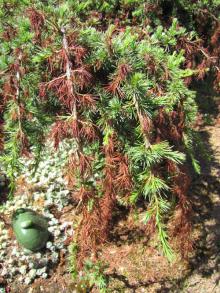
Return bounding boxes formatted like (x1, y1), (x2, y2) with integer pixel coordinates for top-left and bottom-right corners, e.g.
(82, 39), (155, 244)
(19, 265), (27, 275)
(20, 255), (28, 261)
(36, 267), (46, 276)
(8, 206), (15, 212)
(18, 276), (23, 282)
(41, 273), (48, 279)
(55, 242), (64, 249)
(51, 252), (59, 263)
(54, 230), (61, 237)
(2, 229), (8, 235)
(11, 267), (17, 275)
(44, 201), (53, 208)
(60, 222), (70, 230)
(46, 242), (53, 249)
(7, 258), (14, 264)
(29, 269), (37, 279)
(52, 218), (59, 224)
(49, 245), (56, 252)
(0, 251), (6, 257)
(28, 262), (34, 269)
(48, 227), (55, 233)
(1, 243), (7, 249)
(35, 253), (42, 259)
(11, 247), (17, 256)
(48, 220), (55, 226)
(24, 277), (32, 285)
(1, 267), (8, 276)
(16, 199), (25, 206)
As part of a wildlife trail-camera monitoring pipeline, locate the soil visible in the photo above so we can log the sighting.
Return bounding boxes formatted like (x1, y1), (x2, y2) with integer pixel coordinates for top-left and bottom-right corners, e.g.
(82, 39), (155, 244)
(180, 124), (220, 293)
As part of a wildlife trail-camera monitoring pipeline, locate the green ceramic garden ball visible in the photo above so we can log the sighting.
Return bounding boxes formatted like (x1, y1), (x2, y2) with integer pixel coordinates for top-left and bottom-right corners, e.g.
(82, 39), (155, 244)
(12, 208), (49, 252)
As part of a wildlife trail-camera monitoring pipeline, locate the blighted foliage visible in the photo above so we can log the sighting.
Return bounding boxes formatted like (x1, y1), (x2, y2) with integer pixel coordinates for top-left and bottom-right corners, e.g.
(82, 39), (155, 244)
(0, 0), (219, 286)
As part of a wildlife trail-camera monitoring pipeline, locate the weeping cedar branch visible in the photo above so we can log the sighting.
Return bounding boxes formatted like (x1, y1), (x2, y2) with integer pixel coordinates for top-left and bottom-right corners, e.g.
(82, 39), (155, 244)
(1, 0), (216, 276)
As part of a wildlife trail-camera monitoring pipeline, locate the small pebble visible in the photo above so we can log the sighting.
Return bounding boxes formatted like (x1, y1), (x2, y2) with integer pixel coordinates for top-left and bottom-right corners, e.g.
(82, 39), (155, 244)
(35, 253), (42, 259)
(29, 262), (34, 269)
(29, 269), (37, 279)
(46, 241), (53, 249)
(51, 252), (59, 263)
(19, 265), (27, 275)
(54, 230), (61, 237)
(24, 277), (32, 285)
(42, 273), (48, 279)
(36, 267), (47, 276)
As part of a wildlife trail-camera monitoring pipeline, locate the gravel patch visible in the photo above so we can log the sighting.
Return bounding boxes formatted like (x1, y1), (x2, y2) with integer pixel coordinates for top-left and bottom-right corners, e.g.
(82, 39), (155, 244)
(0, 139), (75, 285)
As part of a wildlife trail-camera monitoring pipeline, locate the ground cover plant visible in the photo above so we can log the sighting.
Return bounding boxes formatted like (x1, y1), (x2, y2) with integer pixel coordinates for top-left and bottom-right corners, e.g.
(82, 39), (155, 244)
(0, 140), (73, 285)
(0, 0), (219, 291)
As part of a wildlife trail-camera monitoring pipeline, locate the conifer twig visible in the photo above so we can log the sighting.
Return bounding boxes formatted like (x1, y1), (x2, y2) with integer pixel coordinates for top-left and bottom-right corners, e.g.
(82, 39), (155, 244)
(133, 94), (151, 148)
(15, 52), (22, 128)
(61, 27), (77, 120)
(61, 27), (80, 160)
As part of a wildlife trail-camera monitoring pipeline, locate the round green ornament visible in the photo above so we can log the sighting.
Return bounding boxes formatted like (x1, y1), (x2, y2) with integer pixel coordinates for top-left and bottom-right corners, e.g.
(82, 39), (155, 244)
(12, 208), (49, 251)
